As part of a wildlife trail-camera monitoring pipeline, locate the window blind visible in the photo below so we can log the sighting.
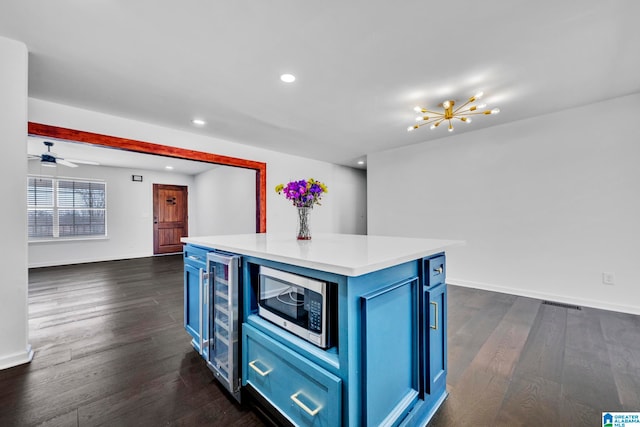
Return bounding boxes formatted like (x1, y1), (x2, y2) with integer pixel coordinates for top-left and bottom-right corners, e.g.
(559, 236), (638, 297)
(28, 176), (107, 240)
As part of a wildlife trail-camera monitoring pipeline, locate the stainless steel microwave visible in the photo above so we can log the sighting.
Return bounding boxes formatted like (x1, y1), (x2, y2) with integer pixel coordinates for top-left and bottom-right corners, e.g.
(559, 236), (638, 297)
(257, 266), (335, 349)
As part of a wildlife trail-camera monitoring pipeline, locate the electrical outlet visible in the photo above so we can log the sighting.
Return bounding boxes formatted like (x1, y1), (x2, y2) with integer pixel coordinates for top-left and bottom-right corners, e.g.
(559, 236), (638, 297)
(602, 272), (615, 285)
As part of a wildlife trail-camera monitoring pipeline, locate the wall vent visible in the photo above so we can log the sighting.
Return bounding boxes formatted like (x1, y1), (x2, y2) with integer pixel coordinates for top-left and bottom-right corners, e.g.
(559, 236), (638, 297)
(542, 300), (582, 310)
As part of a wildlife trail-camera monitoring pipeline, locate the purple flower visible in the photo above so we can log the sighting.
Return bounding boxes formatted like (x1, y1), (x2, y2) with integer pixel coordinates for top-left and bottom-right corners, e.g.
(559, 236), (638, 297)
(275, 178), (328, 207)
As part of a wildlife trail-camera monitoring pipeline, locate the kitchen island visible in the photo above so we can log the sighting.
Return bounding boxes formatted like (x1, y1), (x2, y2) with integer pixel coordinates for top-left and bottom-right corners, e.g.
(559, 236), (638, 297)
(181, 233), (461, 427)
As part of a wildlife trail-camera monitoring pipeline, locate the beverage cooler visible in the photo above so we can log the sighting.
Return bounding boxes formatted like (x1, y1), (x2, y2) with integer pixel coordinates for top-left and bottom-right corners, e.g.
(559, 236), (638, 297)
(205, 252), (241, 402)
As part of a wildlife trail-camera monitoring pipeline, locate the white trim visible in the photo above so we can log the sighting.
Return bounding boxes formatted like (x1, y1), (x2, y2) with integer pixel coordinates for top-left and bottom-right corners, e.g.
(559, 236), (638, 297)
(28, 236), (110, 244)
(28, 252), (152, 268)
(0, 345), (34, 371)
(447, 278), (640, 316)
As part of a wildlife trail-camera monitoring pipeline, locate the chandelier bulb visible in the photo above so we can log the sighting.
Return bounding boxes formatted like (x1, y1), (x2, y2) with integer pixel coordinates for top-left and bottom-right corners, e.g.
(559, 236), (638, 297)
(443, 100), (451, 109)
(466, 118), (472, 123)
(448, 127), (454, 132)
(407, 125), (418, 132)
(491, 108), (500, 114)
(430, 124), (436, 130)
(477, 103), (487, 109)
(413, 106), (423, 113)
(474, 91), (484, 99)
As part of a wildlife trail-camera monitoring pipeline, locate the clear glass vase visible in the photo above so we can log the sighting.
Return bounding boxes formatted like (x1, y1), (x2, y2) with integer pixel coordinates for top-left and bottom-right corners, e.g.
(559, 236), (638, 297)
(296, 206), (312, 240)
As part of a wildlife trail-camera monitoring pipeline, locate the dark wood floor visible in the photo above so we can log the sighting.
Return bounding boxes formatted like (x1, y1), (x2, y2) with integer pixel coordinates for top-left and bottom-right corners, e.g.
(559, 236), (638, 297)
(1, 256), (639, 426)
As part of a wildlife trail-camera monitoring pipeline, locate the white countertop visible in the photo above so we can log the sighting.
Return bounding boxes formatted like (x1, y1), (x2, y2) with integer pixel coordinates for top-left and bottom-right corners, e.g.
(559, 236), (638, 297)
(181, 233), (463, 276)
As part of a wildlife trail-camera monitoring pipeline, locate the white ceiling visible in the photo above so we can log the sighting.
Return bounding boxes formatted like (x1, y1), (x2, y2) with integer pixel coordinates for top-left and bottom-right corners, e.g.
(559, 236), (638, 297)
(3, 1), (640, 170)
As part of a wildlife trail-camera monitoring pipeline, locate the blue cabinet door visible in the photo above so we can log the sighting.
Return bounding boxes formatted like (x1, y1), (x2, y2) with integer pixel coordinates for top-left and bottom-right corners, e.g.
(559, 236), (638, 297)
(361, 277), (420, 426)
(184, 262), (204, 353)
(425, 283), (447, 400)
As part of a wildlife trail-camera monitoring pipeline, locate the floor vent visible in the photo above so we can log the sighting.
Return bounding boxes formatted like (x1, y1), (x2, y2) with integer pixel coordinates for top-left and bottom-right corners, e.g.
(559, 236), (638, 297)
(542, 300), (582, 310)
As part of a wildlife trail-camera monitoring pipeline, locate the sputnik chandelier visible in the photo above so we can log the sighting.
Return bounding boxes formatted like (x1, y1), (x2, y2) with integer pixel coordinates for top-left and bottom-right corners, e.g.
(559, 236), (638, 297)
(407, 92), (500, 133)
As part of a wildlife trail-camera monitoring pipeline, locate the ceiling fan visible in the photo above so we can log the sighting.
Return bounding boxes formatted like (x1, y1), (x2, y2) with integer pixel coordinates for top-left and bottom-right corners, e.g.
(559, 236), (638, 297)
(28, 141), (97, 168)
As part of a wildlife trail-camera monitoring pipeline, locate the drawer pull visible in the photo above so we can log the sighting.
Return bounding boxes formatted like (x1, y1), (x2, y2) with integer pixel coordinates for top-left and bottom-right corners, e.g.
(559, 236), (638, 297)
(290, 391), (321, 417)
(434, 265), (443, 274)
(248, 360), (272, 377)
(188, 255), (203, 262)
(430, 301), (439, 330)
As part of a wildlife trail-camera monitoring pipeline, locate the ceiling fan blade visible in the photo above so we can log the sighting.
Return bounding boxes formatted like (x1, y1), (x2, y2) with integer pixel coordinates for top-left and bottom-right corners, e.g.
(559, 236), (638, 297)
(56, 158), (79, 168)
(64, 158), (100, 166)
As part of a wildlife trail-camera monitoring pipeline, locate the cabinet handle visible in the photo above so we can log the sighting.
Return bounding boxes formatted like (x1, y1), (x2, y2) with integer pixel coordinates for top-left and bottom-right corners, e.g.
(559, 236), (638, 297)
(434, 265), (443, 274)
(199, 268), (204, 354)
(430, 301), (438, 330)
(248, 360), (272, 377)
(290, 391), (321, 417)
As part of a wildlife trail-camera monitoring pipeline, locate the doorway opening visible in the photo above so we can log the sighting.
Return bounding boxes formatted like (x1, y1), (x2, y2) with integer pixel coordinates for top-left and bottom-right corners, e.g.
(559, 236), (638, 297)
(28, 122), (267, 234)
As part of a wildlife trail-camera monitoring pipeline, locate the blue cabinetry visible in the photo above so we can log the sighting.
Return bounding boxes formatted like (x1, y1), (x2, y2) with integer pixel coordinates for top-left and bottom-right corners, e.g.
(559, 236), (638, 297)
(184, 240), (449, 426)
(183, 244), (209, 354)
(240, 253), (447, 427)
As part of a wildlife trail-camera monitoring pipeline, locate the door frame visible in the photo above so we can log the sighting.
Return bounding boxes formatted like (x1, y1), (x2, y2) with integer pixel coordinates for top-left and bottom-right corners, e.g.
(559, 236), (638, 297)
(153, 183), (189, 254)
(28, 122), (267, 233)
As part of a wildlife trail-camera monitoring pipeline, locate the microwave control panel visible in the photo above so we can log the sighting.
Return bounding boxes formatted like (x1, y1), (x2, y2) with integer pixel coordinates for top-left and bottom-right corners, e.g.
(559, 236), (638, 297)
(307, 291), (323, 334)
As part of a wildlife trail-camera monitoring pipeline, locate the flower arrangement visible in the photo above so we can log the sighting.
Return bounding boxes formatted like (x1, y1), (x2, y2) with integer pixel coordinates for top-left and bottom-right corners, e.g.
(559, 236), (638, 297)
(275, 178), (328, 208)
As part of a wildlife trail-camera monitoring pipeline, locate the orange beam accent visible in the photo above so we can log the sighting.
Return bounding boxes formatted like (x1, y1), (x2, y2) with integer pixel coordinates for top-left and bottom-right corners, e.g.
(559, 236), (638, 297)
(28, 122), (267, 233)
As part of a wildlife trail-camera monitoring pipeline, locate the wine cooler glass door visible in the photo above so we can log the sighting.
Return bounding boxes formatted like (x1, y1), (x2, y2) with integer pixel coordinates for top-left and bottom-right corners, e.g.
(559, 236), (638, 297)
(206, 252), (241, 402)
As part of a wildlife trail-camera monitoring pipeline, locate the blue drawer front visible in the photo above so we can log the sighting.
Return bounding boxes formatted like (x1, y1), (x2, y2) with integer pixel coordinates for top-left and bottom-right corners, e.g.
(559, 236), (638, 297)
(243, 324), (342, 427)
(184, 244), (208, 268)
(425, 255), (445, 287)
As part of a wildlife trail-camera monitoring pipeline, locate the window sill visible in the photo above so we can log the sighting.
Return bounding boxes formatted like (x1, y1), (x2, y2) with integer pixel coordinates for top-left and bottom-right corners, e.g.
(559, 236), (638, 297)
(28, 236), (109, 244)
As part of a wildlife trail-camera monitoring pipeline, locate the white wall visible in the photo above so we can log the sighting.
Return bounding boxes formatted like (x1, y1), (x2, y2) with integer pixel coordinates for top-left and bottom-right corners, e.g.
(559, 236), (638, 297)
(332, 166), (367, 235)
(28, 98), (367, 240)
(192, 165), (256, 235)
(368, 93), (640, 315)
(0, 36), (32, 369)
(27, 162), (195, 267)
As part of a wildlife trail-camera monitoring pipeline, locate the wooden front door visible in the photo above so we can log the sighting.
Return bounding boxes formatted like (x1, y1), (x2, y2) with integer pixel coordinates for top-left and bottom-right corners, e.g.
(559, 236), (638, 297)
(153, 184), (188, 254)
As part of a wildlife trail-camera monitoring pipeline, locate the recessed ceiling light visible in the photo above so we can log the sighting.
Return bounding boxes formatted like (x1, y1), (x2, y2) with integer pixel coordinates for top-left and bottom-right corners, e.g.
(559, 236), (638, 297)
(357, 160), (365, 165)
(192, 119), (206, 126)
(165, 166), (174, 170)
(280, 73), (296, 83)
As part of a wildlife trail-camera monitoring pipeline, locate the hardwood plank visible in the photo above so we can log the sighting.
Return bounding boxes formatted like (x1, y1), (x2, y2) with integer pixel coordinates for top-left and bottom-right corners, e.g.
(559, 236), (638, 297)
(37, 409), (78, 427)
(511, 303), (567, 382)
(464, 296), (540, 379)
(429, 369), (511, 426)
(445, 288), (516, 387)
(561, 308), (621, 410)
(493, 375), (562, 427)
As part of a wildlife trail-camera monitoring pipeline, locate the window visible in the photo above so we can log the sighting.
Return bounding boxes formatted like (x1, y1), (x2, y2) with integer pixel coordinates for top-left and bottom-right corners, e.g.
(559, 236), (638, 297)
(28, 176), (107, 240)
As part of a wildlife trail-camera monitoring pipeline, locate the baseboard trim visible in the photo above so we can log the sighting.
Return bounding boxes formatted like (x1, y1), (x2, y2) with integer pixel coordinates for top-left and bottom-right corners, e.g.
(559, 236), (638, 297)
(0, 344), (34, 371)
(447, 278), (640, 316)
(28, 253), (153, 268)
